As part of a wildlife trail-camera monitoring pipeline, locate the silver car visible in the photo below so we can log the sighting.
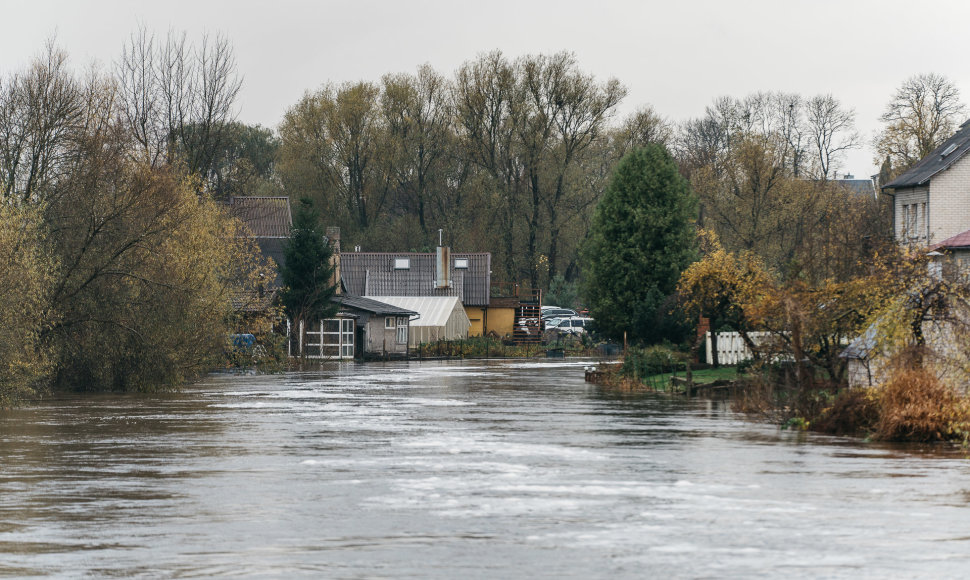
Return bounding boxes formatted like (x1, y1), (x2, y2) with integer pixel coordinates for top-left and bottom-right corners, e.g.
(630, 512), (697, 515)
(545, 316), (593, 335)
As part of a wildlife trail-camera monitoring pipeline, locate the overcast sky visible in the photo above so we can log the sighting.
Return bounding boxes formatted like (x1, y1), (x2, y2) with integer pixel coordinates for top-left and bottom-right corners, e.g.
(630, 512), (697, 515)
(3, 0), (968, 177)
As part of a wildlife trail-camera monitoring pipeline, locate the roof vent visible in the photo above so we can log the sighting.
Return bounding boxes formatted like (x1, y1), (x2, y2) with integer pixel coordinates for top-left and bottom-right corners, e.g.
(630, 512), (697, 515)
(941, 143), (958, 158)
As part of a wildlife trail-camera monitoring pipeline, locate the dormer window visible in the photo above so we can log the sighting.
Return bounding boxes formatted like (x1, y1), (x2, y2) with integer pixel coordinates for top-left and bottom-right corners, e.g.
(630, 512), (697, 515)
(454, 258), (469, 269)
(394, 258), (410, 270)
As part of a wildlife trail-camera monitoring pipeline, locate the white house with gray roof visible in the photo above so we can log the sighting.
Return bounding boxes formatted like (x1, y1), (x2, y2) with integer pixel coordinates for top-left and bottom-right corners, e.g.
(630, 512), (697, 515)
(883, 120), (970, 247)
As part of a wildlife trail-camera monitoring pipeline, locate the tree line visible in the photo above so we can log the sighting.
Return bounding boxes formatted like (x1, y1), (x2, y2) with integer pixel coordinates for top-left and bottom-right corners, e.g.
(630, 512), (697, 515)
(2, 29), (966, 398)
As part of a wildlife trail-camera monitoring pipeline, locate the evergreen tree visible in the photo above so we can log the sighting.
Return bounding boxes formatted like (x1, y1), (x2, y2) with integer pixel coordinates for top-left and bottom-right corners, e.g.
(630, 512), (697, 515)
(279, 198), (338, 331)
(580, 144), (698, 344)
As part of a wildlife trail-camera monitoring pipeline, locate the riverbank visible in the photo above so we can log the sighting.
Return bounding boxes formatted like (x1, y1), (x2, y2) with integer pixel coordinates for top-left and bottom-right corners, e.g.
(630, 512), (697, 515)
(588, 354), (970, 444)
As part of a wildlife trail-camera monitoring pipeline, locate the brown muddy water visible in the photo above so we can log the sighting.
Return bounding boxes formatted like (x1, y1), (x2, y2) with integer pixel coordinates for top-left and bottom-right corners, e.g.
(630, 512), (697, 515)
(2, 359), (970, 578)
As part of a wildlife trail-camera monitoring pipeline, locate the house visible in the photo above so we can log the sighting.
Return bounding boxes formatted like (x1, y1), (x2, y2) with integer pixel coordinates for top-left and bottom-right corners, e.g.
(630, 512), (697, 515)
(227, 196), (292, 286)
(331, 295), (417, 358)
(339, 249), (537, 340)
(368, 296), (471, 346)
(222, 196), (293, 334)
(882, 120), (970, 248)
(842, 120), (970, 386)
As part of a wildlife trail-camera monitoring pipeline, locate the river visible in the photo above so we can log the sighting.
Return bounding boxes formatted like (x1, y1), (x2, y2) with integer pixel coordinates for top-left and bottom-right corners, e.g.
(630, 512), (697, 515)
(2, 359), (970, 578)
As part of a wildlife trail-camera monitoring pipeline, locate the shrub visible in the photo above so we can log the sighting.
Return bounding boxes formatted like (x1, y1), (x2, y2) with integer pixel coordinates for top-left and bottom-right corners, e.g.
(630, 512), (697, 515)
(812, 388), (880, 436)
(875, 368), (970, 442)
(620, 345), (685, 379)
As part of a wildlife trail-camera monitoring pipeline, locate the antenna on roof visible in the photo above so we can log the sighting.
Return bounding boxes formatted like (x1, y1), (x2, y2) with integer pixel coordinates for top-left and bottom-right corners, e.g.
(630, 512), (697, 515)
(438, 229), (443, 247)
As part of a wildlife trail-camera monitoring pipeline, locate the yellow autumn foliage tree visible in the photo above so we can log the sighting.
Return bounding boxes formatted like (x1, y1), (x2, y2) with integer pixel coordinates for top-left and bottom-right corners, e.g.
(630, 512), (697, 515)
(679, 231), (896, 383)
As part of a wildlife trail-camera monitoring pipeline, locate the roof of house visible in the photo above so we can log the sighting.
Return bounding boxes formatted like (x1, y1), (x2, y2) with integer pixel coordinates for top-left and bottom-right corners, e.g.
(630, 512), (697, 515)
(929, 228), (970, 251)
(368, 296), (469, 327)
(883, 120), (970, 190)
(332, 295), (418, 317)
(227, 197), (292, 237)
(340, 252), (491, 306)
(840, 324), (878, 360)
(231, 288), (278, 313)
(226, 196), (294, 288)
(834, 178), (877, 198)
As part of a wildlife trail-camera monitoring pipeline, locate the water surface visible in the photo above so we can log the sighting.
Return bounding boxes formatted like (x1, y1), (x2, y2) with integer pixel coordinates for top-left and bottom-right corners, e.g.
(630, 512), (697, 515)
(2, 359), (969, 578)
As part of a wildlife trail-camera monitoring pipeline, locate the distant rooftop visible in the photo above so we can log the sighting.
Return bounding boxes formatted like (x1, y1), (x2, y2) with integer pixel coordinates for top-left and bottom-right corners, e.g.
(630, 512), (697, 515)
(227, 197), (292, 238)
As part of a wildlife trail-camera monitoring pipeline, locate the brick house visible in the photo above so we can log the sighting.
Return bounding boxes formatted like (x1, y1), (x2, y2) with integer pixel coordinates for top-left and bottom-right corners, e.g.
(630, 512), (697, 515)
(843, 121), (970, 386)
(883, 120), (970, 248)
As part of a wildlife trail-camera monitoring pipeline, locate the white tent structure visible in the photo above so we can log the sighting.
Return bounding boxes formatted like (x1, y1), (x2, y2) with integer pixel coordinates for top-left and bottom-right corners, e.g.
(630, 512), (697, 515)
(368, 296), (471, 346)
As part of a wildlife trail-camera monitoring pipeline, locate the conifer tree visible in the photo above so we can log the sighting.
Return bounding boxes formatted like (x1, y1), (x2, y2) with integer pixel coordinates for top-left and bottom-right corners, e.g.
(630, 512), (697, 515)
(581, 144), (698, 344)
(279, 198), (338, 333)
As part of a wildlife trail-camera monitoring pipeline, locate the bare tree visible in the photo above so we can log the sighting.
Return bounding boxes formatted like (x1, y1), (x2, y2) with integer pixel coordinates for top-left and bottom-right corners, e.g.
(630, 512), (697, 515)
(805, 94), (859, 180)
(875, 73), (966, 175)
(0, 41), (83, 202)
(381, 64), (454, 236)
(116, 27), (242, 194)
(614, 105), (673, 156)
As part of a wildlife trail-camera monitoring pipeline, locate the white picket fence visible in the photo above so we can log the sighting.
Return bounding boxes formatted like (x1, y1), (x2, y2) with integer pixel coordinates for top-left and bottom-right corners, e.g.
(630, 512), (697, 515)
(705, 331), (770, 365)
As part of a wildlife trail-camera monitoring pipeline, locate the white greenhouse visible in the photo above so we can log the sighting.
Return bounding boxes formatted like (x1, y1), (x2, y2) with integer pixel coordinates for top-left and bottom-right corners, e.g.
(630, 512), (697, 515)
(368, 296), (471, 346)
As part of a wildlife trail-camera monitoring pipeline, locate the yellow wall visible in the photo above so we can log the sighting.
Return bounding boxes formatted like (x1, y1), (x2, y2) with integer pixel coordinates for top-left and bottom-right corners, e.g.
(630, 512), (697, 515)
(465, 306), (516, 337)
(485, 307), (515, 337)
(466, 307), (485, 336)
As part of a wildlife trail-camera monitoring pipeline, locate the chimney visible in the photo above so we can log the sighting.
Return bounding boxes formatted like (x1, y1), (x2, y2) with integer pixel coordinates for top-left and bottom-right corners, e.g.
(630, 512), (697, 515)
(326, 226), (341, 294)
(435, 245), (451, 289)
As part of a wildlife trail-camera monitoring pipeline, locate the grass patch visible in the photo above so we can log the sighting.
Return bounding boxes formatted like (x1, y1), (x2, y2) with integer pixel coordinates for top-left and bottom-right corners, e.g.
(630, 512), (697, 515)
(640, 366), (738, 391)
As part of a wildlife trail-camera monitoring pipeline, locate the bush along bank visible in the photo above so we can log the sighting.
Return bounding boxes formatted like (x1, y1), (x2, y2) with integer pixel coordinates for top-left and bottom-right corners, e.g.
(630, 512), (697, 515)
(593, 347), (970, 444)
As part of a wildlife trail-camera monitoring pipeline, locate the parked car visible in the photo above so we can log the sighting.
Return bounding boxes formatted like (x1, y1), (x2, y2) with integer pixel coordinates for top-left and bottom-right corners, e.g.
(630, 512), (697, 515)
(545, 316), (594, 335)
(541, 306), (578, 320)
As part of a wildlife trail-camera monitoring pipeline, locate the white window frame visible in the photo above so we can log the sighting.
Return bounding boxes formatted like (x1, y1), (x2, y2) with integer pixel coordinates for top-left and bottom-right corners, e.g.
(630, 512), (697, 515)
(394, 258), (410, 269)
(454, 258), (469, 269)
(396, 317), (408, 345)
(341, 319), (355, 358)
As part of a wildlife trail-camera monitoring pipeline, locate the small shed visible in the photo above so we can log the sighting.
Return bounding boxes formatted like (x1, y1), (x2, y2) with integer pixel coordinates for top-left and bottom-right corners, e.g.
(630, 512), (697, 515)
(332, 295), (417, 358)
(368, 296), (471, 346)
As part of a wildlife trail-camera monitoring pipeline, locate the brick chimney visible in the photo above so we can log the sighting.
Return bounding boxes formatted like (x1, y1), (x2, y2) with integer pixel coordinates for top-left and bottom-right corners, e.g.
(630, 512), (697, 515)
(326, 226), (341, 294)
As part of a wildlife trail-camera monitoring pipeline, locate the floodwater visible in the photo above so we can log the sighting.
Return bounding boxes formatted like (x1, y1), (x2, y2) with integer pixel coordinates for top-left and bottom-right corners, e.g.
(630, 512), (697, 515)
(2, 360), (970, 579)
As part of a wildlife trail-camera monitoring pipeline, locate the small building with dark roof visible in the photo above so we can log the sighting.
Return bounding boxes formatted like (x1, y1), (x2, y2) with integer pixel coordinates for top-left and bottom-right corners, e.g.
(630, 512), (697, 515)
(332, 295), (417, 358)
(882, 120), (970, 247)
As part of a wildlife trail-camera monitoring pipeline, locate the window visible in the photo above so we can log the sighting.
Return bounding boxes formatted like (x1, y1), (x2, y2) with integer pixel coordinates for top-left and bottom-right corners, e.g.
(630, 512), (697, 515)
(341, 319), (355, 358)
(394, 258), (410, 269)
(385, 316), (395, 329)
(921, 202), (927, 240)
(454, 258), (469, 269)
(320, 318), (355, 359)
(396, 317), (408, 344)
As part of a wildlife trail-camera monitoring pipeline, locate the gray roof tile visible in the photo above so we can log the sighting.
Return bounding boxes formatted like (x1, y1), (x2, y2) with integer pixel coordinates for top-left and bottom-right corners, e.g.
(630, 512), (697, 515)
(340, 252), (491, 306)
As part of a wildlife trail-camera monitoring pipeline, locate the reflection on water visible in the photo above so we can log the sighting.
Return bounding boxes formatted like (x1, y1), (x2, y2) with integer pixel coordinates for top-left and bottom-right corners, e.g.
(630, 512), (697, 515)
(2, 359), (970, 578)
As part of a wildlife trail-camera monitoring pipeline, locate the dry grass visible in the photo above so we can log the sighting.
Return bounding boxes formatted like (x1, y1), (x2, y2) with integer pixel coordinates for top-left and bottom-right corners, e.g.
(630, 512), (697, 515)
(874, 367), (970, 442)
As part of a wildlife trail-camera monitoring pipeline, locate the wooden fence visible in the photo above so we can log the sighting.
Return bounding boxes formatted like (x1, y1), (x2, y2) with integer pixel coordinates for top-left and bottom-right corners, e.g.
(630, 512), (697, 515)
(705, 331), (770, 365)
